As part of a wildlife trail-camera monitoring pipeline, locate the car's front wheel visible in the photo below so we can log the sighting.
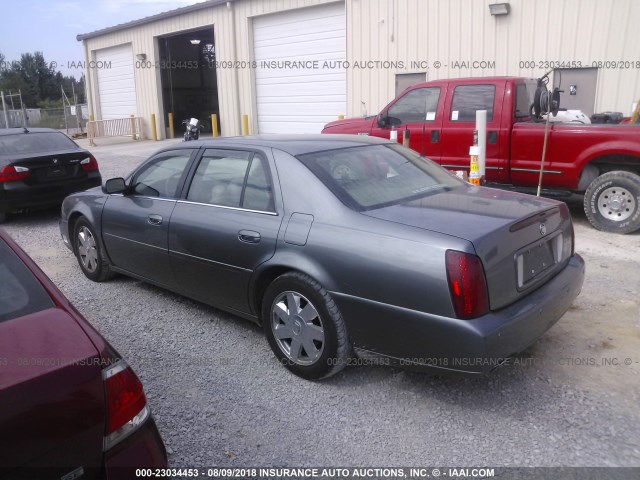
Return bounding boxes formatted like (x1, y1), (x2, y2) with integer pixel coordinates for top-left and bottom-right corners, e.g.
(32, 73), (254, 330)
(262, 272), (351, 380)
(584, 171), (640, 234)
(73, 217), (115, 282)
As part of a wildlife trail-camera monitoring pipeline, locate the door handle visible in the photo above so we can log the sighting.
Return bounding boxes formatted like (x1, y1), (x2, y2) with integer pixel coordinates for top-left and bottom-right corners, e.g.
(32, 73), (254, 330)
(238, 230), (261, 244)
(430, 130), (440, 143)
(148, 214), (163, 226)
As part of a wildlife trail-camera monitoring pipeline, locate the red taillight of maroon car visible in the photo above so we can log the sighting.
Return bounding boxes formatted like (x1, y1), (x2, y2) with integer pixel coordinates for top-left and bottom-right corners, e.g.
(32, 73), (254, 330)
(0, 165), (29, 182)
(80, 155), (99, 172)
(103, 360), (149, 450)
(445, 250), (489, 320)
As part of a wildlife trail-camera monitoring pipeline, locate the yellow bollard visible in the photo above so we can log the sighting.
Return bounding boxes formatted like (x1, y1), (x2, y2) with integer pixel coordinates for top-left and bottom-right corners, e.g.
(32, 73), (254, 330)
(469, 146), (480, 185)
(242, 114), (249, 136)
(338, 114), (345, 120)
(211, 114), (219, 137)
(89, 114), (94, 122)
(402, 128), (410, 147)
(168, 113), (174, 139)
(150, 114), (157, 141)
(130, 115), (137, 141)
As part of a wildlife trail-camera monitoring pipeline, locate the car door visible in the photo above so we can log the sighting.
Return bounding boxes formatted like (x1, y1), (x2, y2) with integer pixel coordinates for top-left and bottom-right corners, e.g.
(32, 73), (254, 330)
(370, 86), (444, 162)
(439, 82), (508, 182)
(169, 148), (283, 314)
(101, 149), (196, 288)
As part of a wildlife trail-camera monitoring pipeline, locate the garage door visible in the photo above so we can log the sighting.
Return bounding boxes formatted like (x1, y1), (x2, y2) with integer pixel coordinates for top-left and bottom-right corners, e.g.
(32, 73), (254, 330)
(253, 3), (346, 134)
(95, 44), (137, 119)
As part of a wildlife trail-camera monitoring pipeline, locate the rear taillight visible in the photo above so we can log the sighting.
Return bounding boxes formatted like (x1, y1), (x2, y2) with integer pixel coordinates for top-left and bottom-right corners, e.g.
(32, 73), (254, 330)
(103, 360), (149, 450)
(0, 165), (29, 182)
(445, 250), (489, 319)
(80, 155), (99, 172)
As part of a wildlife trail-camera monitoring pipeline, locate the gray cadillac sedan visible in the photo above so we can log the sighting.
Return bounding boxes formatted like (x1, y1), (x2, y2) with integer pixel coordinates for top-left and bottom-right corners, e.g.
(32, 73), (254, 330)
(60, 135), (584, 380)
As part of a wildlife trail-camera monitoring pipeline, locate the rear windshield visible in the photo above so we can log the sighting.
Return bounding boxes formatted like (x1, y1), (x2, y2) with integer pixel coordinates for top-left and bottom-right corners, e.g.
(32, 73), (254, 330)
(0, 239), (54, 323)
(297, 144), (463, 210)
(515, 81), (536, 118)
(0, 132), (78, 155)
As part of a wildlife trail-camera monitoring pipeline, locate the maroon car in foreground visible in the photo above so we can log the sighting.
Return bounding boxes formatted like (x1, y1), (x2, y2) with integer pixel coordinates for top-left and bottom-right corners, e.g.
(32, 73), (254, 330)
(0, 229), (166, 479)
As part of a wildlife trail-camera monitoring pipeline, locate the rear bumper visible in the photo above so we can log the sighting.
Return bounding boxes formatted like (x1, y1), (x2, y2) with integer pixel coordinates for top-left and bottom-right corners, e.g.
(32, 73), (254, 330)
(104, 416), (168, 480)
(0, 174), (101, 213)
(334, 254), (585, 375)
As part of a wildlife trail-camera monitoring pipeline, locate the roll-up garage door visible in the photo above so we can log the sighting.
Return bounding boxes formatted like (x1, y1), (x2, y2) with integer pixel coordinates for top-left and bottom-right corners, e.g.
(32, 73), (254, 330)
(253, 3), (346, 134)
(95, 44), (137, 119)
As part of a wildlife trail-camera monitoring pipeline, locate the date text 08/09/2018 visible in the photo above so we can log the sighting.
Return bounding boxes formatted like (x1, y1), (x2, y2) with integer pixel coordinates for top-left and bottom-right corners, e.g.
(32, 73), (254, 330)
(134, 467), (496, 478)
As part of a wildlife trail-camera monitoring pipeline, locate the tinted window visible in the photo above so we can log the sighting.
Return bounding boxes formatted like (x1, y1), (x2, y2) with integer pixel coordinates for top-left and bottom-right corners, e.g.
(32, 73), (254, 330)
(450, 85), (495, 121)
(515, 82), (536, 118)
(298, 144), (462, 210)
(388, 87), (441, 124)
(0, 132), (78, 155)
(132, 152), (192, 198)
(187, 150), (251, 207)
(0, 240), (54, 323)
(243, 157), (275, 211)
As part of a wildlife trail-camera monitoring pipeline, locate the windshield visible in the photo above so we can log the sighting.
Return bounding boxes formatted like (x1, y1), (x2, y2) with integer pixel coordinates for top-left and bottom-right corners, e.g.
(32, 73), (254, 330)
(297, 144), (463, 210)
(0, 132), (78, 155)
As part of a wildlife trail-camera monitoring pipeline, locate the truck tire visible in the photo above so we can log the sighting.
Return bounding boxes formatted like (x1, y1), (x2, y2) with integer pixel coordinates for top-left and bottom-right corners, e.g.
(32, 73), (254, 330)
(583, 171), (640, 234)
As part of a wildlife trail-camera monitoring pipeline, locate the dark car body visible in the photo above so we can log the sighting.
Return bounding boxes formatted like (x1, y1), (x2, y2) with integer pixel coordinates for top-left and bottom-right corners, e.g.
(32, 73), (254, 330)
(0, 229), (167, 478)
(60, 135), (584, 377)
(0, 128), (101, 220)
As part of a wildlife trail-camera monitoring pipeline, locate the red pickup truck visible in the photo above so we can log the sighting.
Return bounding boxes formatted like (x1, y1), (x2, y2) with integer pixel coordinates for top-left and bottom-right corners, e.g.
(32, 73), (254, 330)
(322, 76), (640, 234)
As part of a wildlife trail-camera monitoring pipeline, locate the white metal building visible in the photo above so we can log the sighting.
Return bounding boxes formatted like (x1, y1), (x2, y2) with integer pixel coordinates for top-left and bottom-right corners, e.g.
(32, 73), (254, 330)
(78, 0), (640, 139)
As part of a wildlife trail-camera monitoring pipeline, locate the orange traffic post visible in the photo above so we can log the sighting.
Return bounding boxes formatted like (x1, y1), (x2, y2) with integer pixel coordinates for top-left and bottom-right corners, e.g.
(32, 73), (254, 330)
(168, 112), (174, 139)
(403, 127), (410, 147)
(469, 146), (481, 185)
(211, 114), (219, 137)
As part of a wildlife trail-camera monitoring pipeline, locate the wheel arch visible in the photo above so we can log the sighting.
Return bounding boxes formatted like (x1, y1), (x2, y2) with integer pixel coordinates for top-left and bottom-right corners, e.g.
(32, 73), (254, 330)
(578, 151), (640, 191)
(249, 256), (338, 325)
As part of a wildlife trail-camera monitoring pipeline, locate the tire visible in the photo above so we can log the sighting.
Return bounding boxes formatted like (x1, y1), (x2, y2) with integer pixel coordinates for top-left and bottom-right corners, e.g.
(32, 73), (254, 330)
(583, 171), (640, 234)
(73, 217), (115, 282)
(262, 272), (351, 380)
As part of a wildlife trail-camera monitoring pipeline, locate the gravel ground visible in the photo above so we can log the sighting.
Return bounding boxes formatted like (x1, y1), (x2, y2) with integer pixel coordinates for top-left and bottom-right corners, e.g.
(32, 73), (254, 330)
(3, 138), (639, 468)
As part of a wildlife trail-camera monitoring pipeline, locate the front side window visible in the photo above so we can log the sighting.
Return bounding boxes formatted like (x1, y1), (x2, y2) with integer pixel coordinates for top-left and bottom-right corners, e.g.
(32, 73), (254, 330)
(515, 82), (536, 118)
(297, 144), (462, 210)
(450, 85), (495, 121)
(132, 151), (192, 198)
(387, 87), (441, 124)
(187, 149), (274, 211)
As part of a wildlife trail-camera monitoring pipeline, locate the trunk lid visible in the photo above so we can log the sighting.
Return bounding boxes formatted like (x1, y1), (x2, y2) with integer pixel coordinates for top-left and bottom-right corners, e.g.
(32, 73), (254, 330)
(7, 150), (91, 185)
(362, 185), (574, 311)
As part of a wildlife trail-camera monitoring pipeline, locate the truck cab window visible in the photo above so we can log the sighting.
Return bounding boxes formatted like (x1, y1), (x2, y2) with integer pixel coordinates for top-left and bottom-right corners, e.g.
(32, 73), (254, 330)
(450, 85), (495, 121)
(387, 87), (440, 124)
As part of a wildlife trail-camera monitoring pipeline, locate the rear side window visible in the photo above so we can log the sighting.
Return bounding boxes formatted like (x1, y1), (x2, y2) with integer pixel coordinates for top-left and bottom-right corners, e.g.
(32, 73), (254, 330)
(515, 82), (536, 118)
(187, 149), (274, 212)
(450, 85), (495, 121)
(0, 132), (78, 155)
(0, 240), (54, 323)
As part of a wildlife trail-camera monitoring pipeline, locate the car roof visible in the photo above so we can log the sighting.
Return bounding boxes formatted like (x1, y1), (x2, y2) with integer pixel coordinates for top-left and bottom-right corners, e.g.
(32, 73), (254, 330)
(164, 134), (393, 156)
(0, 127), (67, 136)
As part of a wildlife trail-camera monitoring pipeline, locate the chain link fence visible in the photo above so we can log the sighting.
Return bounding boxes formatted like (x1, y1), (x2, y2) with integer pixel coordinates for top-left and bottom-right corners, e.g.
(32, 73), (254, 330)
(0, 104), (88, 134)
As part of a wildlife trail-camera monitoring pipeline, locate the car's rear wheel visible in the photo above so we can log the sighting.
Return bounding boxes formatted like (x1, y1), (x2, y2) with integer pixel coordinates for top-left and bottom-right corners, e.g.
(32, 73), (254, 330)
(262, 272), (350, 380)
(73, 217), (115, 282)
(584, 171), (640, 234)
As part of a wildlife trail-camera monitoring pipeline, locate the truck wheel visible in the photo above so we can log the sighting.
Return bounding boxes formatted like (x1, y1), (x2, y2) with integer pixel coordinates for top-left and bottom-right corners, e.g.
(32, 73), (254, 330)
(583, 171), (640, 234)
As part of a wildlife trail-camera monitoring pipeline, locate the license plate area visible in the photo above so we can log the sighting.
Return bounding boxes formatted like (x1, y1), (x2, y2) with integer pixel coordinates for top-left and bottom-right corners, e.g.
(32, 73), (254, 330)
(516, 234), (563, 289)
(37, 165), (77, 181)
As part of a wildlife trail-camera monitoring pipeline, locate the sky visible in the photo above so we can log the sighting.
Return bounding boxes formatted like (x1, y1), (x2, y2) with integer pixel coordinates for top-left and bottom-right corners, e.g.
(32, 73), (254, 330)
(0, 0), (206, 78)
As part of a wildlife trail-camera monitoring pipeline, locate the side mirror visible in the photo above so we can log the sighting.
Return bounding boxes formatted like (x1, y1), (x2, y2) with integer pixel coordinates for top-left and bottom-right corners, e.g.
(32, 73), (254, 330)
(378, 114), (402, 128)
(103, 177), (127, 194)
